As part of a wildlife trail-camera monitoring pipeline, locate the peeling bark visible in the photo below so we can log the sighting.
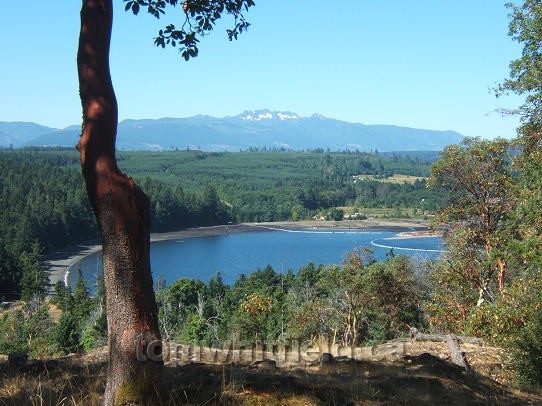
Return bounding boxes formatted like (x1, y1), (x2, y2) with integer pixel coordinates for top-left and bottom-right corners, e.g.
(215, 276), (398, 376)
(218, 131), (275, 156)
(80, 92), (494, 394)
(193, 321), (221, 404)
(77, 1), (164, 404)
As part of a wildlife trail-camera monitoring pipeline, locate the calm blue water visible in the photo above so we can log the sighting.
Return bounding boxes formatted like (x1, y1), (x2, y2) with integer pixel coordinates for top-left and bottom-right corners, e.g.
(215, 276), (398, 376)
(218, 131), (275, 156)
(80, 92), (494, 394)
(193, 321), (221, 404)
(74, 229), (444, 290)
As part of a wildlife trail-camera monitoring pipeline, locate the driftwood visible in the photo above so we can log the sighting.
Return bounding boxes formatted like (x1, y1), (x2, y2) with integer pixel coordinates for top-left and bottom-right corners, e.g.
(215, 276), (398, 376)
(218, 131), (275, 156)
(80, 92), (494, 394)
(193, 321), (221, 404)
(446, 334), (468, 370)
(412, 333), (483, 346)
(413, 333), (448, 342)
(408, 330), (480, 371)
(162, 330), (483, 370)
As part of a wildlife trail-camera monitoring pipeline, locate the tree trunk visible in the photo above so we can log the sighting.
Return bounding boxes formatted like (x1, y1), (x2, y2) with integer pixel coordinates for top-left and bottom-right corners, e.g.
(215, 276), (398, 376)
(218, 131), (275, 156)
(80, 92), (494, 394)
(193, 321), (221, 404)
(446, 334), (468, 370)
(497, 257), (506, 291)
(77, 1), (164, 404)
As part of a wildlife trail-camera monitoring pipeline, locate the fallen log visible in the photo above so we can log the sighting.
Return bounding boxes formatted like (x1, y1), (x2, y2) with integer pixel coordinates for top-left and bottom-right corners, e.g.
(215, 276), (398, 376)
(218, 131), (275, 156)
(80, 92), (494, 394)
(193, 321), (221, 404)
(413, 333), (483, 346)
(447, 334), (468, 370)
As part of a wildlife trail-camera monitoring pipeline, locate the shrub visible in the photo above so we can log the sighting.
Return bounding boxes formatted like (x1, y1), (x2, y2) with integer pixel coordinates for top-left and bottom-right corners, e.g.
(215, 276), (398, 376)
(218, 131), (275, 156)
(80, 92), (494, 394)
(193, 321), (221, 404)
(514, 305), (542, 387)
(53, 312), (81, 355)
(0, 312), (27, 355)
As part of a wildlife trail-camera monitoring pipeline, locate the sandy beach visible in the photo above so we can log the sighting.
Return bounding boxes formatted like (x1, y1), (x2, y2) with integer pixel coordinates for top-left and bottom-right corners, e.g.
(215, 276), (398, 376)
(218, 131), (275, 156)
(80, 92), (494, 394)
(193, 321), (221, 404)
(46, 218), (430, 289)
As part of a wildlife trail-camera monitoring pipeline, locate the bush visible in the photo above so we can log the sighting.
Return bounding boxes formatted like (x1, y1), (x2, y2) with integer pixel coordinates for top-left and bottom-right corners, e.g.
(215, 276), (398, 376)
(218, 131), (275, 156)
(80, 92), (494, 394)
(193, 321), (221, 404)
(514, 312), (542, 386)
(53, 312), (81, 355)
(0, 312), (28, 356)
(326, 208), (344, 221)
(512, 290), (542, 387)
(181, 314), (209, 344)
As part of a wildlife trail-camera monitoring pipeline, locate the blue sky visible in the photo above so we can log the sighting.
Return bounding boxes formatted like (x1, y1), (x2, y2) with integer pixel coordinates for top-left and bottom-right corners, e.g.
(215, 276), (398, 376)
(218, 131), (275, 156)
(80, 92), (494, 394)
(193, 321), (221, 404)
(0, 1), (524, 139)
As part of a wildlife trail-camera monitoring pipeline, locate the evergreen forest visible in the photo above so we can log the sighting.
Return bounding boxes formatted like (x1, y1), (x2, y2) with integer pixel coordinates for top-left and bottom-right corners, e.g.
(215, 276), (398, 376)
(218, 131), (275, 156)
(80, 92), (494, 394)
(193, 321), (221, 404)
(0, 148), (441, 301)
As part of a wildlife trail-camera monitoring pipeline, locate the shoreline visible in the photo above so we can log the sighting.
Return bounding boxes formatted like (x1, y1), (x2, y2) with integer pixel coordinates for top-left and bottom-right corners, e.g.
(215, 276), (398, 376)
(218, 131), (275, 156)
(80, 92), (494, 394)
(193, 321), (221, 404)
(46, 218), (430, 289)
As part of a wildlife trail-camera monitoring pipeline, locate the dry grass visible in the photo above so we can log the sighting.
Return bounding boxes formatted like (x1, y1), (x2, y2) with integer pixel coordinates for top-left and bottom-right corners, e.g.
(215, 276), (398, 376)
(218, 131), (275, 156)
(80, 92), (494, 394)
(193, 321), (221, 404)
(0, 358), (105, 405)
(354, 174), (426, 184)
(1, 347), (541, 405)
(340, 206), (422, 219)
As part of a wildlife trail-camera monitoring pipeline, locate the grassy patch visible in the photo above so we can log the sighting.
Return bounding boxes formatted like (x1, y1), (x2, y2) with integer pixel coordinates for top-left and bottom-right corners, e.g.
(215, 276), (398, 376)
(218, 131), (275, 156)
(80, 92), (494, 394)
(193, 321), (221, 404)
(354, 173), (426, 184)
(1, 349), (541, 405)
(340, 206), (428, 219)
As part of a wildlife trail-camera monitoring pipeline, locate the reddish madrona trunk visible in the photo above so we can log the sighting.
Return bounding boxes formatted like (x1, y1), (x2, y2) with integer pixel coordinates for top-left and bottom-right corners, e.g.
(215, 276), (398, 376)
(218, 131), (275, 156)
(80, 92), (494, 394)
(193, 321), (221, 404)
(77, 1), (164, 404)
(497, 257), (506, 291)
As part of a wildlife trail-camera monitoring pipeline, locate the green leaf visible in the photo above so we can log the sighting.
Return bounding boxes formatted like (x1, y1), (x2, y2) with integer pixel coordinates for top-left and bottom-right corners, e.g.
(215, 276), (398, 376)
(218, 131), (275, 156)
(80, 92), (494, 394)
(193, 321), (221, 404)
(132, 2), (140, 15)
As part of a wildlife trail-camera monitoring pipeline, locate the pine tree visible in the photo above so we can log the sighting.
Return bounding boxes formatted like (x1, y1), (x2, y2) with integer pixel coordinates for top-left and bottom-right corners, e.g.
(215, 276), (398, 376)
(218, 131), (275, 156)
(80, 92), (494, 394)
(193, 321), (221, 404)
(19, 242), (48, 302)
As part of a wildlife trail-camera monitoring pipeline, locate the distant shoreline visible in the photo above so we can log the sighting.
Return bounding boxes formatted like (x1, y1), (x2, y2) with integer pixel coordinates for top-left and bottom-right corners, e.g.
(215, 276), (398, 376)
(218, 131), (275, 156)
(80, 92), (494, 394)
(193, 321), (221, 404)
(46, 219), (430, 289)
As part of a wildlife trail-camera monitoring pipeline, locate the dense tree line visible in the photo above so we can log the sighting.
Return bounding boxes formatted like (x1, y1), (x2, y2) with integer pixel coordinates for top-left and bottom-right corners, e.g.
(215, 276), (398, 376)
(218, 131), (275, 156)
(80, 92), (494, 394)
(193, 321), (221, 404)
(0, 250), (425, 360)
(0, 151), (231, 300)
(119, 149), (443, 222)
(0, 152), (96, 300)
(0, 149), (440, 301)
(152, 251), (425, 349)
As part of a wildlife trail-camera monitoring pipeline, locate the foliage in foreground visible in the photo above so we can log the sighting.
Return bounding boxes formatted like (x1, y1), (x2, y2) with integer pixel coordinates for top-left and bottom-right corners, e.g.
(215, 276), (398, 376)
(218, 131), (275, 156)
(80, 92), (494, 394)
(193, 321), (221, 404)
(0, 271), (106, 359)
(154, 251), (426, 349)
(427, 136), (542, 386)
(0, 250), (426, 361)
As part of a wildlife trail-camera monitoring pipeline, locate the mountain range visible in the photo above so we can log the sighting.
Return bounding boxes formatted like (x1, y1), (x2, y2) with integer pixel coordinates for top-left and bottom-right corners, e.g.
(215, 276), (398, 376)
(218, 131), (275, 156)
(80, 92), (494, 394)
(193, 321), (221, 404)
(0, 110), (464, 152)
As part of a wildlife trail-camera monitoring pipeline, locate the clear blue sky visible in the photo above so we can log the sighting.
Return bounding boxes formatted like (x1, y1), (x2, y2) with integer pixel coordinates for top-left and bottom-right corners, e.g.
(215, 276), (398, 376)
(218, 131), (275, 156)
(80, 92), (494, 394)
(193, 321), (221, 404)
(0, 1), (524, 139)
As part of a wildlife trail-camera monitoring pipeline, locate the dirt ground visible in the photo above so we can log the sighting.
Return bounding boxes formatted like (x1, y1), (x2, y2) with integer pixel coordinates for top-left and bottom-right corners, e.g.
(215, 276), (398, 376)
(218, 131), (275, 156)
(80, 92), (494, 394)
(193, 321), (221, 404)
(2, 336), (541, 405)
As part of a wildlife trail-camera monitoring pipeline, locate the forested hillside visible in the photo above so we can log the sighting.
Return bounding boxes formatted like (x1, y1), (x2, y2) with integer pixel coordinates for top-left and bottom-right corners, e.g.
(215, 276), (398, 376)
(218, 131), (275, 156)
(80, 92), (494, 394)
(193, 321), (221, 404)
(0, 148), (440, 301)
(117, 149), (442, 222)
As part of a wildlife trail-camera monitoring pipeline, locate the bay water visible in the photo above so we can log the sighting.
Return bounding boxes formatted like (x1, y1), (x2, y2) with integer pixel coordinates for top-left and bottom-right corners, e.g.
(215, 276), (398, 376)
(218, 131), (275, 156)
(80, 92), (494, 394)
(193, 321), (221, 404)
(74, 228), (444, 291)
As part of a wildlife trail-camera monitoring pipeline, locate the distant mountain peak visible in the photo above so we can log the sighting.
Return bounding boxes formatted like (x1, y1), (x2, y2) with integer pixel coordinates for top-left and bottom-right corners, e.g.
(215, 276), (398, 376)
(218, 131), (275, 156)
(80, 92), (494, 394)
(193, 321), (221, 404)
(0, 111), (465, 152)
(239, 109), (300, 121)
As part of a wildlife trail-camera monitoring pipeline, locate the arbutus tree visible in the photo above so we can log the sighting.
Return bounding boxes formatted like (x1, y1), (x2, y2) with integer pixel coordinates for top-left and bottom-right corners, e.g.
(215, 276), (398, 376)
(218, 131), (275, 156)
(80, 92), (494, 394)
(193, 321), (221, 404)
(495, 1), (542, 384)
(428, 137), (513, 303)
(496, 1), (542, 268)
(76, 1), (254, 404)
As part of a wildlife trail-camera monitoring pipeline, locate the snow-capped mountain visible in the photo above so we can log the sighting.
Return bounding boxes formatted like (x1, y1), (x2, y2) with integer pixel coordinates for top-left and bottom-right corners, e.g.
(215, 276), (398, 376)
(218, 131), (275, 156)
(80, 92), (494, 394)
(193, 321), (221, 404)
(239, 110), (300, 121)
(0, 110), (464, 152)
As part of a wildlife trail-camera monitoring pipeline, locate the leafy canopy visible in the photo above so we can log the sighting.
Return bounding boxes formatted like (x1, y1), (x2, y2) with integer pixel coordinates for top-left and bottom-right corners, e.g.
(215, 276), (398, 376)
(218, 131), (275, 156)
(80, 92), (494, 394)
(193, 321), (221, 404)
(496, 1), (542, 126)
(123, 0), (255, 60)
